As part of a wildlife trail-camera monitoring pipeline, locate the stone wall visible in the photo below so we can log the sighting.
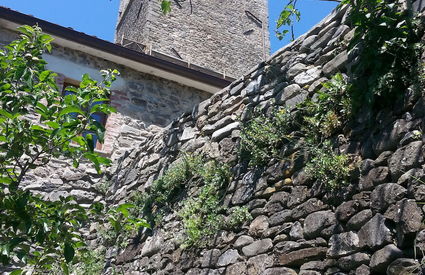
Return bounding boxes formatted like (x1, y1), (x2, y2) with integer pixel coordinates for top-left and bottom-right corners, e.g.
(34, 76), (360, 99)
(0, 27), (210, 206)
(0, 27), (210, 159)
(115, 0), (270, 78)
(98, 4), (425, 274)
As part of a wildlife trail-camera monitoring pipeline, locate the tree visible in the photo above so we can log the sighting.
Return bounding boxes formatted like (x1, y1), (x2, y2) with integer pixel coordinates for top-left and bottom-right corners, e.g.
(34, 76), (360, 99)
(0, 25), (143, 274)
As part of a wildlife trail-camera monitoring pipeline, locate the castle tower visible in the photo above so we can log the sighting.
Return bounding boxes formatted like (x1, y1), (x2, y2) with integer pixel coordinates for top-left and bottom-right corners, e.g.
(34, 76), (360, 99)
(115, 0), (270, 78)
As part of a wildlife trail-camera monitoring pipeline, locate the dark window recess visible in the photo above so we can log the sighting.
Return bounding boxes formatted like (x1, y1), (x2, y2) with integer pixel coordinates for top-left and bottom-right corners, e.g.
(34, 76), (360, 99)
(243, 29), (254, 35)
(245, 10), (262, 28)
(171, 48), (183, 60)
(173, 0), (182, 9)
(136, 2), (144, 19)
(63, 82), (108, 150)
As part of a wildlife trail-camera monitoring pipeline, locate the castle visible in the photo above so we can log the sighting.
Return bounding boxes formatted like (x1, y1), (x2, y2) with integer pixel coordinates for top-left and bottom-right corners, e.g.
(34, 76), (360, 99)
(2, 1), (425, 274)
(0, 0), (270, 159)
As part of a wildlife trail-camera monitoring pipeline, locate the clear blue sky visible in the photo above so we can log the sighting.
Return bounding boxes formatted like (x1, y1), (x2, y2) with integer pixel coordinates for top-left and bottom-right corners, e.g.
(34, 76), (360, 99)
(0, 0), (338, 54)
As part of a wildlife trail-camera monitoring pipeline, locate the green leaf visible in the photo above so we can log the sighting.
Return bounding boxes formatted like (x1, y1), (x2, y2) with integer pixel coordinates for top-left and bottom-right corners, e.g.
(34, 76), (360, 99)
(0, 109), (13, 119)
(9, 269), (23, 275)
(61, 261), (70, 275)
(116, 203), (134, 217)
(39, 70), (51, 82)
(161, 0), (172, 15)
(64, 242), (75, 263)
(59, 106), (84, 117)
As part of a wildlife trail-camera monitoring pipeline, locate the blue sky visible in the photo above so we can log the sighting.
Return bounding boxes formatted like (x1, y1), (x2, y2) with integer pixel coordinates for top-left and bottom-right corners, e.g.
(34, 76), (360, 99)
(0, 0), (337, 54)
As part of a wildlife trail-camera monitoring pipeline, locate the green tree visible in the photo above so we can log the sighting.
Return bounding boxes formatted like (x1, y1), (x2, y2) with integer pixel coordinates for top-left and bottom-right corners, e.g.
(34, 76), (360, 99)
(0, 25), (126, 274)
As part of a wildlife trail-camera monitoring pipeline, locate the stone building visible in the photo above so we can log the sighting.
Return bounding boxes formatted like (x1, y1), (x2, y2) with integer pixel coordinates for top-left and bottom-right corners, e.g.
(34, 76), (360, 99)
(0, 6), (235, 159)
(4, 1), (425, 274)
(115, 0), (270, 78)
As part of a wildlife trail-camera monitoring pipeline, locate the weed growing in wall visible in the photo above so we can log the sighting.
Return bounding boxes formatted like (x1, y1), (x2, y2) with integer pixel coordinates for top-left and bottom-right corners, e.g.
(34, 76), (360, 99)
(300, 73), (351, 141)
(178, 160), (232, 248)
(71, 249), (105, 275)
(305, 142), (353, 190)
(130, 154), (203, 225)
(226, 206), (252, 229)
(239, 74), (356, 191)
(240, 106), (294, 166)
(126, 154), (250, 249)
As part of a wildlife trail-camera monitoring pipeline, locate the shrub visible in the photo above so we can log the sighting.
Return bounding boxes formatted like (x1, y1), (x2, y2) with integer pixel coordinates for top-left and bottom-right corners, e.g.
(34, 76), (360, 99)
(305, 143), (353, 190)
(240, 107), (294, 166)
(178, 160), (230, 248)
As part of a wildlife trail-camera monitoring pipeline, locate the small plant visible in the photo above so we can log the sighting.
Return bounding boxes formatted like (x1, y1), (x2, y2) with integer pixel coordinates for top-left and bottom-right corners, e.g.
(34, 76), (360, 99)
(305, 143), (354, 190)
(300, 73), (351, 141)
(240, 107), (294, 166)
(130, 154), (204, 226)
(226, 206), (252, 228)
(97, 203), (149, 249)
(94, 179), (110, 195)
(178, 160), (231, 248)
(71, 249), (105, 275)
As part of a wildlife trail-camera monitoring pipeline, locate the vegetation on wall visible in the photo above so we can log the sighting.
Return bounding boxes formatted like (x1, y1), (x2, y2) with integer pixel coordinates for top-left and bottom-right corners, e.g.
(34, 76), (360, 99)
(242, 0), (424, 191)
(128, 154), (251, 249)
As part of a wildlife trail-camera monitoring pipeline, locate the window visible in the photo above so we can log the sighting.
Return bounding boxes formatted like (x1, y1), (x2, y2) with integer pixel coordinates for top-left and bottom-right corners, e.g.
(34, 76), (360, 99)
(62, 80), (108, 151)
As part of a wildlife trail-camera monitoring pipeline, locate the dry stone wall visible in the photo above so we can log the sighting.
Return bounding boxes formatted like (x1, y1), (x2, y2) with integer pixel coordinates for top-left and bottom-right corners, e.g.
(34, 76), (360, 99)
(100, 5), (425, 274)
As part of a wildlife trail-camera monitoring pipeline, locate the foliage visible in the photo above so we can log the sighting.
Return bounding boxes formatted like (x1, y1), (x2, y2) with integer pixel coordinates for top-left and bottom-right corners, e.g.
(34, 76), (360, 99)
(342, 0), (423, 110)
(239, 73), (356, 190)
(240, 106), (294, 166)
(276, 0), (301, 40)
(161, 0), (172, 15)
(305, 142), (353, 190)
(97, 204), (150, 249)
(0, 26), (147, 274)
(300, 73), (351, 141)
(131, 154), (203, 226)
(240, 73), (350, 167)
(129, 155), (235, 249)
(226, 206), (252, 229)
(70, 249), (105, 275)
(177, 160), (231, 248)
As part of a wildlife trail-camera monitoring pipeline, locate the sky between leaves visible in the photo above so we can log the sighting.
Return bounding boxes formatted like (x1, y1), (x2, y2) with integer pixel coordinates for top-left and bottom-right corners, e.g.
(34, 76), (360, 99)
(0, 0), (337, 54)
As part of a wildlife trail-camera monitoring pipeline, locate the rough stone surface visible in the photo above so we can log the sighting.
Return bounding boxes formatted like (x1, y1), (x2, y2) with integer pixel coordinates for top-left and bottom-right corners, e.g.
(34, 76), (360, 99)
(116, 0), (270, 78)
(327, 232), (360, 258)
(217, 249), (240, 267)
(370, 244), (403, 273)
(7, 3), (425, 274)
(337, 253), (370, 271)
(304, 210), (336, 239)
(388, 141), (423, 180)
(358, 214), (393, 249)
(370, 183), (407, 212)
(278, 247), (328, 266)
(387, 258), (421, 275)
(242, 238), (273, 257)
(263, 267), (297, 275)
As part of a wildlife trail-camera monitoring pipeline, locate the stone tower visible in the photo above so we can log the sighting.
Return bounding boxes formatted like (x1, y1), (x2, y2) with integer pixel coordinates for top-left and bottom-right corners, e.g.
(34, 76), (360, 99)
(115, 0), (270, 78)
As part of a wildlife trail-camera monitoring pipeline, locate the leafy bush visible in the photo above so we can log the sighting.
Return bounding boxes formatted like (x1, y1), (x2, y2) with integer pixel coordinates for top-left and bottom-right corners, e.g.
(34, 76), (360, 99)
(305, 143), (353, 190)
(343, 0), (423, 110)
(131, 154), (204, 226)
(240, 107), (294, 166)
(300, 73), (351, 141)
(0, 25), (125, 274)
(71, 249), (105, 275)
(177, 159), (230, 248)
